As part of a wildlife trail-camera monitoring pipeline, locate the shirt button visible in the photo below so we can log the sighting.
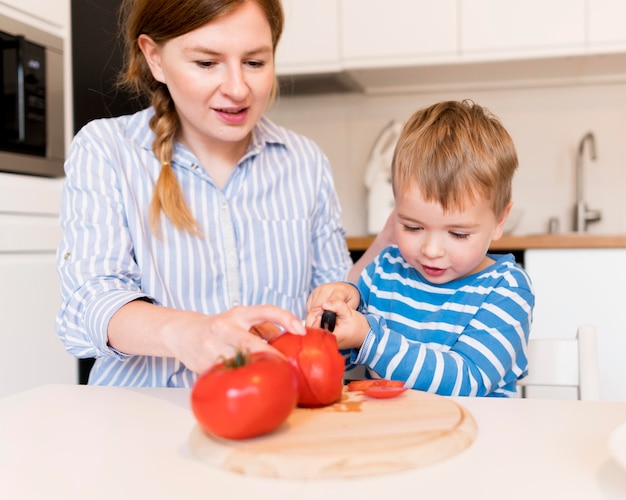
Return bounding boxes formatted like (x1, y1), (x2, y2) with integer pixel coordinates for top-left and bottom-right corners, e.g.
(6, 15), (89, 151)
(232, 300), (240, 307)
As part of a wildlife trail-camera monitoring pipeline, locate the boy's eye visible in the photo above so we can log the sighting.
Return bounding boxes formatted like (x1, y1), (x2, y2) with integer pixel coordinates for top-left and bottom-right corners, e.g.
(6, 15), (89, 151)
(403, 225), (422, 232)
(450, 232), (470, 239)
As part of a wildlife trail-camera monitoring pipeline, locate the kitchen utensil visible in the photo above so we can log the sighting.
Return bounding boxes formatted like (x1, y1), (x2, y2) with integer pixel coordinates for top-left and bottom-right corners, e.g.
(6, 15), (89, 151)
(188, 388), (477, 478)
(320, 310), (336, 332)
(364, 120), (403, 235)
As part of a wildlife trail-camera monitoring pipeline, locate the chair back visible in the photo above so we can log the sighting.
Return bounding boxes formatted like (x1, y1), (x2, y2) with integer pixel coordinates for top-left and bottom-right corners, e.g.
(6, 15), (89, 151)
(518, 324), (600, 401)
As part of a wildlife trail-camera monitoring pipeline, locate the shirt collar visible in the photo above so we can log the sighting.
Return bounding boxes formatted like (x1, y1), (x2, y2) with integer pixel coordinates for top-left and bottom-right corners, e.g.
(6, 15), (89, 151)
(128, 108), (288, 165)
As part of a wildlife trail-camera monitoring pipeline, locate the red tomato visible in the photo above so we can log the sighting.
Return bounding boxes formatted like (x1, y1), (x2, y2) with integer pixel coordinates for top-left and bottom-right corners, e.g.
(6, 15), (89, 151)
(190, 351), (298, 440)
(269, 327), (345, 408)
(362, 387), (408, 399)
(347, 379), (408, 399)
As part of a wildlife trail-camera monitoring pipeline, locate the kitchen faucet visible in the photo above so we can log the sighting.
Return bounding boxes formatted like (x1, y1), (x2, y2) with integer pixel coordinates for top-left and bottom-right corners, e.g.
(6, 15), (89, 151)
(573, 132), (601, 233)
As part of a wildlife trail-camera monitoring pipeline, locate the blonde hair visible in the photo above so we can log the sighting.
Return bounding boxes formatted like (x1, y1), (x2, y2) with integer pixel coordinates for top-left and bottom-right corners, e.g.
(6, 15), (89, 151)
(392, 100), (518, 218)
(117, 0), (284, 235)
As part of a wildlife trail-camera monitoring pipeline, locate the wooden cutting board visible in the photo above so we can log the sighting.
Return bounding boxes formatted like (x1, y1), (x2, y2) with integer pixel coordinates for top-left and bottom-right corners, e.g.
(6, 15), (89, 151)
(188, 389), (477, 478)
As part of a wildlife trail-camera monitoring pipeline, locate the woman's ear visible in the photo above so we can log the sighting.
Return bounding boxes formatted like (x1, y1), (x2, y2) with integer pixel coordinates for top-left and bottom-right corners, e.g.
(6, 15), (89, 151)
(137, 34), (166, 83)
(492, 201), (513, 241)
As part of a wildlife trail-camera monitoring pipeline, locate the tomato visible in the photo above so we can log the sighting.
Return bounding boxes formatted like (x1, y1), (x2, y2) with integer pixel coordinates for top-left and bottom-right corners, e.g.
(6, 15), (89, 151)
(362, 387), (408, 399)
(269, 327), (345, 408)
(190, 351), (298, 440)
(347, 379), (408, 399)
(346, 379), (405, 391)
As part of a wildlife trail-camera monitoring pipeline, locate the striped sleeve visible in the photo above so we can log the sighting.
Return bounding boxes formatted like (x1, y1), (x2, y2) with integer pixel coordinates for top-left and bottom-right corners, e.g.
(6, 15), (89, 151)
(352, 248), (534, 397)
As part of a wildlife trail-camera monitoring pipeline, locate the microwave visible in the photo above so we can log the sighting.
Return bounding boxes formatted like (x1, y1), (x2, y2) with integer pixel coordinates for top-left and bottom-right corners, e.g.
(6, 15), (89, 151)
(0, 13), (64, 177)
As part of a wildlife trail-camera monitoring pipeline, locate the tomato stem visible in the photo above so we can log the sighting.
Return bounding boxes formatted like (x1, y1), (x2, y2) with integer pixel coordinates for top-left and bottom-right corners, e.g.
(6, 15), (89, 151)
(224, 350), (249, 369)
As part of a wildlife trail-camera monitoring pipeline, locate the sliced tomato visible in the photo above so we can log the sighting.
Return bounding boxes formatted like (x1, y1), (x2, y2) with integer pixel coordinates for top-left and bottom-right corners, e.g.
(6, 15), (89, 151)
(269, 327), (345, 408)
(362, 386), (408, 399)
(347, 379), (405, 392)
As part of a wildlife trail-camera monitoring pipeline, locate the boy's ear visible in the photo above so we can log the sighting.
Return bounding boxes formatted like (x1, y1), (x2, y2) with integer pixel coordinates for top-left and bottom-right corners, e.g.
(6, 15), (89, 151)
(492, 201), (513, 241)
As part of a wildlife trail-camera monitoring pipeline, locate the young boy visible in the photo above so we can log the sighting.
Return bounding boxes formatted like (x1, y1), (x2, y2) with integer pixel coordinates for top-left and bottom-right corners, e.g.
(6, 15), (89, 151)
(306, 100), (534, 397)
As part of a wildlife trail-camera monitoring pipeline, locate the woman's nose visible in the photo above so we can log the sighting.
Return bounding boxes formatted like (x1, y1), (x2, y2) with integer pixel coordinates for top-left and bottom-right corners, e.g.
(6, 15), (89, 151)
(221, 65), (248, 100)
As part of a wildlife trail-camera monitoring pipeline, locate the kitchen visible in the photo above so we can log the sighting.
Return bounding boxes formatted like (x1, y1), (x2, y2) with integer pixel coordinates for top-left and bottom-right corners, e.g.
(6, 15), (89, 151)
(2, 0), (626, 497)
(4, 0), (626, 398)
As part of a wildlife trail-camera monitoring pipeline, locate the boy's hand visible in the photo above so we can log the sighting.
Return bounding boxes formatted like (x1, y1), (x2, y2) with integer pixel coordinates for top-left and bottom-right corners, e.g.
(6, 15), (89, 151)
(306, 282), (360, 315)
(308, 300), (370, 350)
(305, 282), (369, 349)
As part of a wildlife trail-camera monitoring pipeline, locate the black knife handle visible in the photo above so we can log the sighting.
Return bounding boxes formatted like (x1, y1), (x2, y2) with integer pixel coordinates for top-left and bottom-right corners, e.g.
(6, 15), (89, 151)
(321, 310), (337, 332)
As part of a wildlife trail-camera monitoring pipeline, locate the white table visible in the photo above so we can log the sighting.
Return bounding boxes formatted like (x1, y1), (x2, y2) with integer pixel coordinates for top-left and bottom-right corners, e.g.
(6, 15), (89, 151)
(1, 384), (625, 499)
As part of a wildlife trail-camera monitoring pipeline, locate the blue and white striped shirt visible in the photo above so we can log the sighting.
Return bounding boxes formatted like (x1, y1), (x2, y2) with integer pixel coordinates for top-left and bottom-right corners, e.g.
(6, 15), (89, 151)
(56, 108), (352, 387)
(347, 245), (534, 397)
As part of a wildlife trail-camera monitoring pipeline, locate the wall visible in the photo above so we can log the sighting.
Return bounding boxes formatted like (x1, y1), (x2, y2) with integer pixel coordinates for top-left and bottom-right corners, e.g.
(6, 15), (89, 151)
(268, 78), (626, 237)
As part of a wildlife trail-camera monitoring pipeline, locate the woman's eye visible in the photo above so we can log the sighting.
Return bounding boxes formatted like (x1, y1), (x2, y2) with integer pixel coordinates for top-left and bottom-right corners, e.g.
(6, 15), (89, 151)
(246, 59), (266, 68)
(196, 61), (216, 68)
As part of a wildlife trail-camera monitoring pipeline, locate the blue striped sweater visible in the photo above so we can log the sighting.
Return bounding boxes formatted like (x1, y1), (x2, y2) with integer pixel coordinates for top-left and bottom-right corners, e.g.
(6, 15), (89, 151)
(347, 245), (534, 397)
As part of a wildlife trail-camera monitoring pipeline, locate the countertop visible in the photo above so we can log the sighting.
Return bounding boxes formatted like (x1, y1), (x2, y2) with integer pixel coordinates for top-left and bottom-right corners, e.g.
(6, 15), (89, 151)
(347, 234), (626, 251)
(1, 384), (626, 499)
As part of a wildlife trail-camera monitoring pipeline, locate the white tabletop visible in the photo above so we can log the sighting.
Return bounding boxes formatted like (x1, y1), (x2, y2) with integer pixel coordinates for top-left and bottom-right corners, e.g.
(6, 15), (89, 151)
(1, 384), (625, 500)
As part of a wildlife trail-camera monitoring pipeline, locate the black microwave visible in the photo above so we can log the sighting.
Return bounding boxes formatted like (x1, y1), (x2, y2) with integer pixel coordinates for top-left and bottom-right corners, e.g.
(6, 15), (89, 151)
(0, 13), (65, 177)
(0, 30), (46, 156)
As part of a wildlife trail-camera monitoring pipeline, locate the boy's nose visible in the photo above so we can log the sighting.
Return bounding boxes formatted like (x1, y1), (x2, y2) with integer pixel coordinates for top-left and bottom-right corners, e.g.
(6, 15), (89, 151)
(421, 235), (445, 258)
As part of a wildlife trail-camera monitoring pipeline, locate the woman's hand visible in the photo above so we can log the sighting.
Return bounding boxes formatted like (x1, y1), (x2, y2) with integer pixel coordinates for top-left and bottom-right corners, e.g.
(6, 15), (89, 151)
(108, 301), (304, 375)
(164, 305), (306, 374)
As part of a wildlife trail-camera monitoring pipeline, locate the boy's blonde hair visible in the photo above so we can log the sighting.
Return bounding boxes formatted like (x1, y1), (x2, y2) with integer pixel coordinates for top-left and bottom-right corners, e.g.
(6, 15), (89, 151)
(391, 100), (518, 218)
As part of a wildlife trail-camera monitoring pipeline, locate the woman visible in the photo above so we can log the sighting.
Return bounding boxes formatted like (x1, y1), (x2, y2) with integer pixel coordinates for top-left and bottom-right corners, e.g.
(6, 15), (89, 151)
(56, 0), (389, 387)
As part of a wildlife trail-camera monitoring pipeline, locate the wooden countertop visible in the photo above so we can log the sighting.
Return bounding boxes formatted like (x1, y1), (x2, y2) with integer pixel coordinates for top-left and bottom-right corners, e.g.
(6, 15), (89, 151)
(347, 234), (626, 251)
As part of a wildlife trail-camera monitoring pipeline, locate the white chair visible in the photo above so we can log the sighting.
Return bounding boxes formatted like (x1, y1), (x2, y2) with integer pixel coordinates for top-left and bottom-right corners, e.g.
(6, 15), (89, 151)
(517, 324), (600, 401)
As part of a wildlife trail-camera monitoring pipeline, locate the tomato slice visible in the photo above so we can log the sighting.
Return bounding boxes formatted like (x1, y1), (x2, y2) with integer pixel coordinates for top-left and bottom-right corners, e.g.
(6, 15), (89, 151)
(362, 386), (408, 399)
(347, 379), (405, 392)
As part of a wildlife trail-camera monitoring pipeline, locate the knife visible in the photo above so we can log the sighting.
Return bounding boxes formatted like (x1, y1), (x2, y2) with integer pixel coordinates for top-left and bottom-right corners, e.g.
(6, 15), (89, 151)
(320, 310), (337, 332)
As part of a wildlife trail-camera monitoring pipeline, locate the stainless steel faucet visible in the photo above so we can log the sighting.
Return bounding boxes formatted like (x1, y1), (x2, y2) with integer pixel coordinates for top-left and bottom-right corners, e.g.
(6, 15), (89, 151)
(573, 132), (601, 233)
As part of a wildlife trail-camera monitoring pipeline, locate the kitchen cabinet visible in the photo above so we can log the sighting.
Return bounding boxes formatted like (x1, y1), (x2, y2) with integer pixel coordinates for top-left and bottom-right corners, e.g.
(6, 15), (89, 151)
(0, 0), (68, 31)
(524, 248), (626, 402)
(460, 0), (585, 60)
(0, 174), (76, 397)
(275, 0), (626, 93)
(275, 0), (341, 75)
(588, 0), (626, 49)
(340, 0), (457, 68)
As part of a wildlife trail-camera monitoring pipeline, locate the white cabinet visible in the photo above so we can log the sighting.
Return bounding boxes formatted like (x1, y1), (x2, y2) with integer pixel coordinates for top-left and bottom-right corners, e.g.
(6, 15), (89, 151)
(0, 174), (76, 397)
(0, 0), (69, 31)
(340, 0), (457, 68)
(273, 0), (626, 93)
(524, 248), (626, 402)
(275, 0), (341, 75)
(0, 252), (77, 397)
(587, 0), (626, 49)
(460, 0), (585, 60)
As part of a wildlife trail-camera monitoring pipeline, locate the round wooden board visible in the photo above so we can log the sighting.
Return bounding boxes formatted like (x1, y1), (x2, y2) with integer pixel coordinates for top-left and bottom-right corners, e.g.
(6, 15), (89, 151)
(188, 389), (477, 479)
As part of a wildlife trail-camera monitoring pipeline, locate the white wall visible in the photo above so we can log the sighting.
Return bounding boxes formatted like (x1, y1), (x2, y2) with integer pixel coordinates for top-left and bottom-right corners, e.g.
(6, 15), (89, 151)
(269, 79), (626, 237)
